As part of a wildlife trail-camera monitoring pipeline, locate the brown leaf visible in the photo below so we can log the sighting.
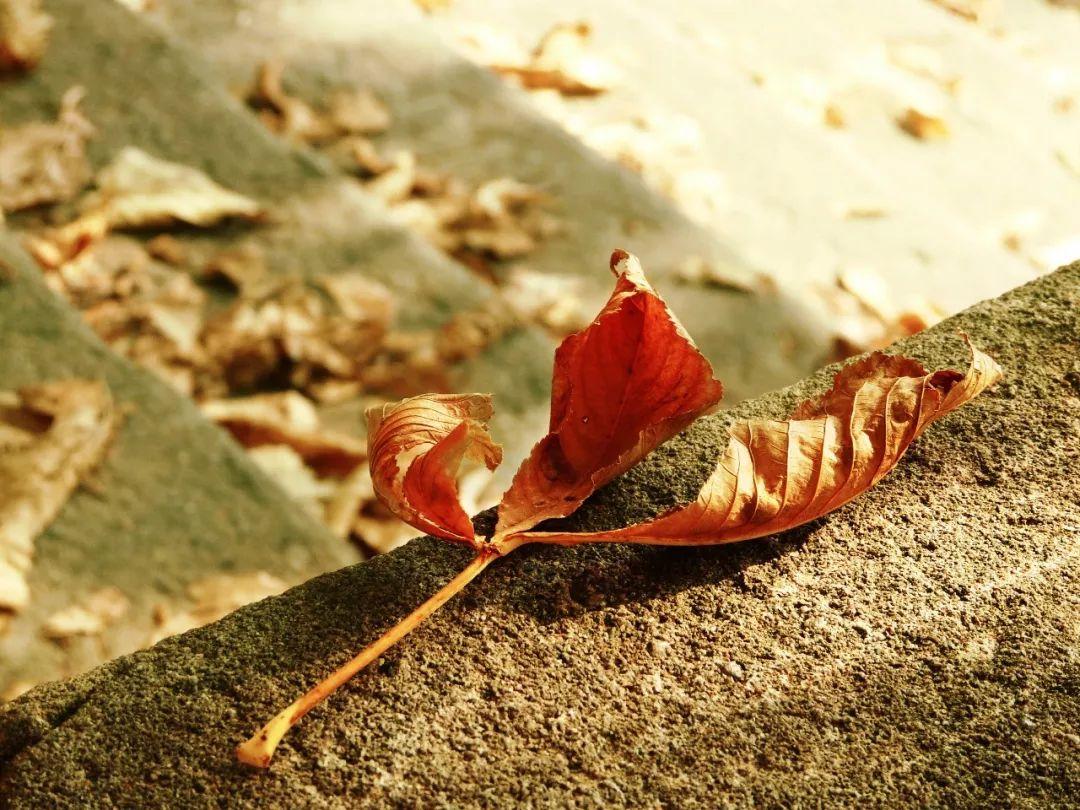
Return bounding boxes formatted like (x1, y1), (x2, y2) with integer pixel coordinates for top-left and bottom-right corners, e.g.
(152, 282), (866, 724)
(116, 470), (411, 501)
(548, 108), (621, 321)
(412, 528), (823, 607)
(246, 60), (390, 144)
(0, 380), (118, 614)
(0, 87), (93, 213)
(247, 59), (336, 145)
(510, 340), (1000, 549)
(367, 394), (502, 545)
(202, 391), (366, 478)
(78, 147), (263, 229)
(493, 250), (723, 539)
(0, 0), (52, 72)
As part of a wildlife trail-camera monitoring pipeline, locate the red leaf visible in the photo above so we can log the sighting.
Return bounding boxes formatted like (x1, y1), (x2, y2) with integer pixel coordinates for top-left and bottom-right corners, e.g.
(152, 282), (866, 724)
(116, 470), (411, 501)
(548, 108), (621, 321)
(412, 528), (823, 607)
(493, 250), (723, 541)
(366, 394), (501, 546)
(508, 339), (1000, 549)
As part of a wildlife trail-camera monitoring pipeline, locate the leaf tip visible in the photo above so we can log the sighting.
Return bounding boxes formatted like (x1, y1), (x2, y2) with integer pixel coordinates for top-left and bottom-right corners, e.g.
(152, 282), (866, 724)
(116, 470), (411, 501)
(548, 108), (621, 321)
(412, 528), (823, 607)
(609, 248), (630, 269)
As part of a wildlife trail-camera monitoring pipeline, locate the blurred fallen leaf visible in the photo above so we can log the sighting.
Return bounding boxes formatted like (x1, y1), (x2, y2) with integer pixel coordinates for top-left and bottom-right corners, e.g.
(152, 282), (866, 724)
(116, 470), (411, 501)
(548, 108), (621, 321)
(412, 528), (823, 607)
(247, 444), (340, 517)
(200, 243), (268, 295)
(0, 380), (117, 615)
(501, 266), (589, 336)
(42, 586), (129, 640)
(145, 234), (187, 266)
(326, 88), (391, 136)
(0, 87), (93, 214)
(79, 147), (264, 229)
(202, 391), (366, 478)
(200, 272), (393, 397)
(826, 268), (943, 360)
(897, 108), (950, 141)
(823, 104), (846, 129)
(492, 21), (618, 97)
(0, 0), (51, 72)
(246, 60), (390, 145)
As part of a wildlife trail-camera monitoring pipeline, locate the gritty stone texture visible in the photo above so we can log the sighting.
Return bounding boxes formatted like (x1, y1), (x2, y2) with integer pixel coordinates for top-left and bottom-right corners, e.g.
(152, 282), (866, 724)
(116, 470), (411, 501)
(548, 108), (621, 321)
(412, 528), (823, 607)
(2, 264), (1077, 808)
(0, 235), (354, 705)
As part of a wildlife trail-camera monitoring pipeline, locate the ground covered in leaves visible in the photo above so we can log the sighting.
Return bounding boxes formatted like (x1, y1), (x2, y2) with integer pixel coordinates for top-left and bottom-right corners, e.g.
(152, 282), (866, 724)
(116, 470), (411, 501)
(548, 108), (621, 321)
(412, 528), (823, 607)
(1, 263), (1076, 807)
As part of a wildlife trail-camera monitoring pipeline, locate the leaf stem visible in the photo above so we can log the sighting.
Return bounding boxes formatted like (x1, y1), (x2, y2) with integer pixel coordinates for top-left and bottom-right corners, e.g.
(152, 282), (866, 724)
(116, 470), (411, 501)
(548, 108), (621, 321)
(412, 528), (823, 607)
(236, 550), (497, 768)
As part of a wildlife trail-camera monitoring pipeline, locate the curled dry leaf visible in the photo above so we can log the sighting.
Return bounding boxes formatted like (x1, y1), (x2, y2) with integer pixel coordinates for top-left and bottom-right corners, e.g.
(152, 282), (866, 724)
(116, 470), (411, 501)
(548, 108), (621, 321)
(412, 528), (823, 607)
(367, 393), (501, 546)
(0, 0), (52, 72)
(513, 340), (1001, 548)
(0, 87), (93, 213)
(0, 380), (117, 615)
(237, 251), (999, 769)
(367, 394), (502, 545)
(78, 147), (263, 229)
(493, 250), (723, 538)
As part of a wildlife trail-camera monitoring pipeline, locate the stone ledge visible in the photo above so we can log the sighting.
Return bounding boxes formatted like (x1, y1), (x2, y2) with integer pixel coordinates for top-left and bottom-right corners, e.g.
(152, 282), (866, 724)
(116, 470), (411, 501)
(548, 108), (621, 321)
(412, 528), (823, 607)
(1, 263), (1077, 807)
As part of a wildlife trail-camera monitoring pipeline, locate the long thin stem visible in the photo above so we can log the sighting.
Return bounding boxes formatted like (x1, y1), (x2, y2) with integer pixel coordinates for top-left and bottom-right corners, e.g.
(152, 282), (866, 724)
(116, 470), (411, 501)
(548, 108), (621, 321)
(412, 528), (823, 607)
(236, 550), (496, 768)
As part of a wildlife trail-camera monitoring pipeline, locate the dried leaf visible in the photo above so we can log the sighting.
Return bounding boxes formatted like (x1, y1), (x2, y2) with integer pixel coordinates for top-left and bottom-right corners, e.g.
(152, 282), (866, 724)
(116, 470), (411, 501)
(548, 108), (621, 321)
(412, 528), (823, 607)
(494, 250), (723, 538)
(501, 267), (589, 337)
(513, 340), (1000, 548)
(247, 60), (336, 145)
(79, 147), (263, 229)
(246, 60), (390, 144)
(324, 465), (374, 538)
(367, 394), (502, 545)
(0, 380), (117, 614)
(493, 21), (618, 97)
(897, 108), (950, 141)
(42, 586), (129, 640)
(199, 272), (392, 397)
(247, 445), (340, 516)
(0, 0), (52, 72)
(326, 88), (391, 136)
(0, 87), (93, 213)
(200, 243), (268, 295)
(202, 392), (366, 478)
(145, 234), (187, 266)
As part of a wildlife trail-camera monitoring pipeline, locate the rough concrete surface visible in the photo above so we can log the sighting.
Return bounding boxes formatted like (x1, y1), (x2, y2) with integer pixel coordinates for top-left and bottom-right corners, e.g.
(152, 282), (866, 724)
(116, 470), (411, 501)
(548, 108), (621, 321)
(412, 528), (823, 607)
(0, 234), (354, 710)
(2, 263), (1076, 807)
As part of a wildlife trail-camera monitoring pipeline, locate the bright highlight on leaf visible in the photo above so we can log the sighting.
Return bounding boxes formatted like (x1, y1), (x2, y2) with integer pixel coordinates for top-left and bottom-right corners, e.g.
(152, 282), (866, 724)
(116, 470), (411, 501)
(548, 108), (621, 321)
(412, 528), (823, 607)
(366, 393), (501, 545)
(237, 251), (1001, 769)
